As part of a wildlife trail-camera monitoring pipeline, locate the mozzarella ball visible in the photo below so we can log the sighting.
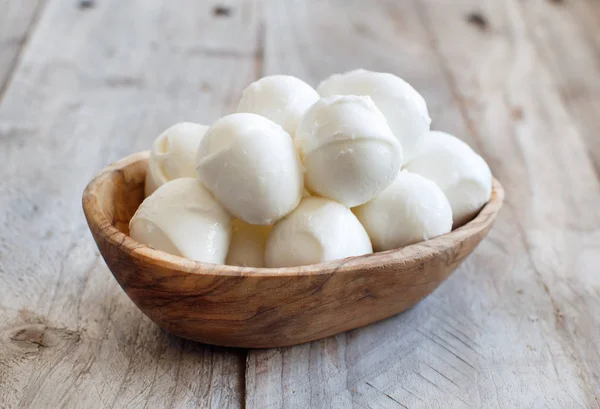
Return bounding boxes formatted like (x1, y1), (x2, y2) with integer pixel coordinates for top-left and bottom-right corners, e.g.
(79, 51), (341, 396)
(130, 178), (232, 263)
(296, 95), (403, 207)
(145, 122), (209, 196)
(237, 75), (319, 136)
(225, 219), (272, 267)
(317, 69), (430, 162)
(196, 113), (304, 225)
(265, 197), (373, 268)
(405, 130), (492, 227)
(354, 171), (452, 251)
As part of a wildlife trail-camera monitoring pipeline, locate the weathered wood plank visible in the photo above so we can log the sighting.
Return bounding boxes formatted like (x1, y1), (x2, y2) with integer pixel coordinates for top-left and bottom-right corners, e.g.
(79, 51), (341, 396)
(246, 0), (600, 408)
(415, 0), (600, 405)
(0, 0), (44, 97)
(0, 0), (260, 407)
(515, 0), (600, 176)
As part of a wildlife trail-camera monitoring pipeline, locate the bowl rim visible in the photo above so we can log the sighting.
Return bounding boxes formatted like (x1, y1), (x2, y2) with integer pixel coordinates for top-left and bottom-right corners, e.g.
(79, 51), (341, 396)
(83, 150), (505, 278)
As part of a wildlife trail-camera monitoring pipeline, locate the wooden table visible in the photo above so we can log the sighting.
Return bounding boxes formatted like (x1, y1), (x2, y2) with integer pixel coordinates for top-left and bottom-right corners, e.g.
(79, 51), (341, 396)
(1, 0), (599, 407)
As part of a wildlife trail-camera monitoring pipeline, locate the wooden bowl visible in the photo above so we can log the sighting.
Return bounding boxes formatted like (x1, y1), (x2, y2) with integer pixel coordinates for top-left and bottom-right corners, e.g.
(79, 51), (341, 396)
(82, 151), (504, 348)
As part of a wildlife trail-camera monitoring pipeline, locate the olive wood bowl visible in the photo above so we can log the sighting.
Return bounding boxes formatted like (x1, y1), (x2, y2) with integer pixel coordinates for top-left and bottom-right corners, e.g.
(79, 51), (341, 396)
(82, 151), (504, 348)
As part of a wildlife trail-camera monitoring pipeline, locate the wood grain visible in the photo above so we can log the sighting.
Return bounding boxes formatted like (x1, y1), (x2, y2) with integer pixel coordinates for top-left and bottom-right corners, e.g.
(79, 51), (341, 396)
(0, 0), (44, 98)
(418, 1), (600, 405)
(82, 151), (503, 348)
(516, 0), (600, 176)
(0, 0), (259, 407)
(245, 0), (600, 408)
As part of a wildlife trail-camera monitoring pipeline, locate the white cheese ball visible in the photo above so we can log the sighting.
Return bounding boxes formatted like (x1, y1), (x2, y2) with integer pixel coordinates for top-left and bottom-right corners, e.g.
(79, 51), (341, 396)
(237, 75), (320, 136)
(196, 113), (304, 225)
(265, 197), (373, 268)
(354, 171), (453, 251)
(130, 178), (232, 263)
(405, 130), (492, 227)
(145, 122), (209, 196)
(225, 219), (272, 268)
(317, 69), (431, 162)
(296, 95), (403, 207)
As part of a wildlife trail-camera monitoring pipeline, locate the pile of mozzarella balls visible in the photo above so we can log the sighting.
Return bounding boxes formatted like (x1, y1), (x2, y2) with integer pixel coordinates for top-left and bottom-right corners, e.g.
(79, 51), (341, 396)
(130, 69), (492, 268)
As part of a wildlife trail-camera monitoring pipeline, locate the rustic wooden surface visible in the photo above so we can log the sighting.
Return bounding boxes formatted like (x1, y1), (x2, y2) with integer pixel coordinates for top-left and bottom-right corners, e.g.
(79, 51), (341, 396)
(0, 0), (598, 408)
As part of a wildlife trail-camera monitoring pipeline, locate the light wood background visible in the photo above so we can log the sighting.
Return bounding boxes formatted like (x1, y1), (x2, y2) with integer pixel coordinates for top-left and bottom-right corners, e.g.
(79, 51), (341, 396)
(1, 0), (599, 408)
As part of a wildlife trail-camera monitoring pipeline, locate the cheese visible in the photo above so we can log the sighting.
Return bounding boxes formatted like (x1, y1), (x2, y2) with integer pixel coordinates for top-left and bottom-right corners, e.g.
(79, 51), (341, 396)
(354, 170), (453, 251)
(265, 197), (373, 267)
(405, 130), (492, 227)
(296, 95), (403, 207)
(145, 122), (208, 196)
(318, 69), (430, 162)
(196, 113), (304, 225)
(130, 178), (232, 263)
(237, 75), (319, 136)
(225, 219), (272, 267)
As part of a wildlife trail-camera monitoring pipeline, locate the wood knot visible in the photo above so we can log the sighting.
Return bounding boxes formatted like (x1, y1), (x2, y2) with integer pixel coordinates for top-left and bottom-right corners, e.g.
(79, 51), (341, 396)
(213, 5), (232, 17)
(466, 12), (488, 31)
(78, 0), (95, 9)
(353, 23), (370, 37)
(9, 325), (48, 348)
(5, 324), (82, 352)
(511, 107), (524, 120)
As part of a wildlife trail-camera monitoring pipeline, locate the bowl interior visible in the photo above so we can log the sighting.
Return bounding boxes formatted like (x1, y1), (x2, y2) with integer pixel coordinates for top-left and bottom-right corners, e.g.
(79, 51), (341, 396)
(85, 151), (504, 275)
(95, 153), (147, 236)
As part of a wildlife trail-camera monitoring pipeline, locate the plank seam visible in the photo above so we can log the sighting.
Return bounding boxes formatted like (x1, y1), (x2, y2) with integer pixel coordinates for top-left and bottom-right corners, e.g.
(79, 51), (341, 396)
(0, 0), (49, 105)
(410, 0), (486, 156)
